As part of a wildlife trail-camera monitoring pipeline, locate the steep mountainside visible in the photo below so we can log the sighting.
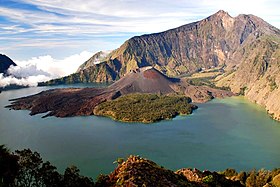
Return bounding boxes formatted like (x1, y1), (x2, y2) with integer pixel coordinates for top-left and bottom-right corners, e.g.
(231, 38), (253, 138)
(216, 34), (280, 120)
(39, 62), (118, 85)
(41, 10), (279, 85)
(0, 54), (17, 74)
(38, 10), (280, 121)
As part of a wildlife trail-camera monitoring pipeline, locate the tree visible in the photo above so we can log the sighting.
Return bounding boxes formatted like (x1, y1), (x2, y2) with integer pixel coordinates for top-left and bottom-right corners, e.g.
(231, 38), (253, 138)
(14, 149), (43, 187)
(0, 145), (19, 187)
(63, 166), (94, 187)
(1, 146), (95, 187)
(39, 161), (62, 187)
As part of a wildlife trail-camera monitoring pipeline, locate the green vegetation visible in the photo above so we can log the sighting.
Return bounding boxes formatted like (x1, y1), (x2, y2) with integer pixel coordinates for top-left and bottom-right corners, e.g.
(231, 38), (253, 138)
(267, 75), (278, 91)
(221, 168), (280, 187)
(187, 77), (231, 91)
(0, 145), (94, 187)
(38, 63), (117, 86)
(94, 93), (198, 123)
(239, 86), (247, 96)
(1, 145), (280, 187)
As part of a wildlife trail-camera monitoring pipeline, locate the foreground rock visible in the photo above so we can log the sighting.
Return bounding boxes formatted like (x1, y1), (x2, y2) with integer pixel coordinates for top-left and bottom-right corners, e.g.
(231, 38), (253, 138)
(2, 144), (280, 187)
(6, 67), (232, 120)
(96, 155), (243, 187)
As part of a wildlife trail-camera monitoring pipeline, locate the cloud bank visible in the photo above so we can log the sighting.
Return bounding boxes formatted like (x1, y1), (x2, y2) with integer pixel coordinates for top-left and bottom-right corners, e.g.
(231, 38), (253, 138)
(0, 51), (93, 87)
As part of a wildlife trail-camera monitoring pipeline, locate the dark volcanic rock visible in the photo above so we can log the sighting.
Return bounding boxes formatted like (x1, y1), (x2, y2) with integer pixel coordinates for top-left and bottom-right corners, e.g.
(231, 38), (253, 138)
(0, 54), (17, 74)
(6, 67), (233, 118)
(108, 67), (176, 94)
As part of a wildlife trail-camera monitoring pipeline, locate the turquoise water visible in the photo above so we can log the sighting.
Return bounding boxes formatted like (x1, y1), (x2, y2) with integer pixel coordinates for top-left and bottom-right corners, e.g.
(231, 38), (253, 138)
(0, 86), (280, 179)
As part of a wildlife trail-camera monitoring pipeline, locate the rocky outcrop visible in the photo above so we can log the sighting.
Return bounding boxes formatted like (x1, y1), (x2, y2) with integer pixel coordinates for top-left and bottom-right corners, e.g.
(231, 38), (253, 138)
(95, 155), (243, 187)
(0, 54), (17, 74)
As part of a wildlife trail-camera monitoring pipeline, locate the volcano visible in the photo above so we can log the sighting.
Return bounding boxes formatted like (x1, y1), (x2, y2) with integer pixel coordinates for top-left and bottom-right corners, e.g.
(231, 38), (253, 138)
(6, 67), (232, 118)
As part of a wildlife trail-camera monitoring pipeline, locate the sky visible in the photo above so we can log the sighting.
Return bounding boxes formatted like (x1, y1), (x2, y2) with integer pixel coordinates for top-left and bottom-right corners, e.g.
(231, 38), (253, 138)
(0, 0), (279, 86)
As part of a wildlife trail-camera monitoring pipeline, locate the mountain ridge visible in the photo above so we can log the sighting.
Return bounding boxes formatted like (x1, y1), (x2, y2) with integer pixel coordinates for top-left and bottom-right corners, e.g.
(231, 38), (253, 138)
(41, 10), (279, 85)
(38, 10), (280, 121)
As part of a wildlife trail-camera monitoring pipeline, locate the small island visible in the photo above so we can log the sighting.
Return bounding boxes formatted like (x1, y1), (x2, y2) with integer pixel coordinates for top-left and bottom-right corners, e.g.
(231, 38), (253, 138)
(93, 93), (198, 123)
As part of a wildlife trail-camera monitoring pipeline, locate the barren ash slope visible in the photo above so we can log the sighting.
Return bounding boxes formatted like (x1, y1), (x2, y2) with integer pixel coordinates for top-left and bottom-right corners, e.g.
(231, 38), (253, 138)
(6, 67), (232, 119)
(41, 10), (280, 121)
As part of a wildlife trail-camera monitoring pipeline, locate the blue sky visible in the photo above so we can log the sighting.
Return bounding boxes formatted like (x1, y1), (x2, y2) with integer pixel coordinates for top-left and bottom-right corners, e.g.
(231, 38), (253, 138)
(0, 0), (280, 60)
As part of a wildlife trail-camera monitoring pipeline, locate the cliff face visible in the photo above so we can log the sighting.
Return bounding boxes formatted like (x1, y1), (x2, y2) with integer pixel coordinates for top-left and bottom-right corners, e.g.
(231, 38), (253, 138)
(0, 54), (17, 74)
(106, 10), (237, 77)
(43, 10), (278, 84)
(216, 34), (280, 120)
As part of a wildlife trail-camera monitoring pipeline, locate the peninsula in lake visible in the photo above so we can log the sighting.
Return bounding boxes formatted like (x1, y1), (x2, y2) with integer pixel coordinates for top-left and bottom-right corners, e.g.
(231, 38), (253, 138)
(6, 67), (232, 122)
(6, 10), (280, 122)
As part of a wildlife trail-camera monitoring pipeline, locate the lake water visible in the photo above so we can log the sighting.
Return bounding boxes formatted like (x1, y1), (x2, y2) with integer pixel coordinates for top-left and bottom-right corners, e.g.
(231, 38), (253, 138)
(0, 85), (280, 179)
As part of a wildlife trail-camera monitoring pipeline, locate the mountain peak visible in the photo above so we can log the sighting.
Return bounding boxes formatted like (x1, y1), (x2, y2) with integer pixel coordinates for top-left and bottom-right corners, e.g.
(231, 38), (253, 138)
(108, 66), (176, 94)
(212, 10), (231, 18)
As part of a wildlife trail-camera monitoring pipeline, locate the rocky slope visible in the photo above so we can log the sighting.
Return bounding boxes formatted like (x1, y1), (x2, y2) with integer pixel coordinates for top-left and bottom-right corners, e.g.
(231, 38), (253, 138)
(40, 10), (280, 121)
(215, 34), (280, 120)
(42, 10), (279, 85)
(96, 155), (280, 187)
(96, 155), (245, 187)
(0, 54), (17, 74)
(6, 67), (232, 118)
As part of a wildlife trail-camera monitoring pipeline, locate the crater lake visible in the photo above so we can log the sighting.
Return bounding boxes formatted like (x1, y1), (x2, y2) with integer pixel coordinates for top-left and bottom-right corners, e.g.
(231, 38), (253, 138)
(0, 85), (280, 179)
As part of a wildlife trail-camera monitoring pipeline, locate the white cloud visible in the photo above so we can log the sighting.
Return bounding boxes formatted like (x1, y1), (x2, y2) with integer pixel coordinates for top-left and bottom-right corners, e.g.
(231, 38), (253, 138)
(0, 51), (93, 87)
(8, 64), (50, 77)
(0, 73), (50, 87)
(0, 0), (279, 60)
